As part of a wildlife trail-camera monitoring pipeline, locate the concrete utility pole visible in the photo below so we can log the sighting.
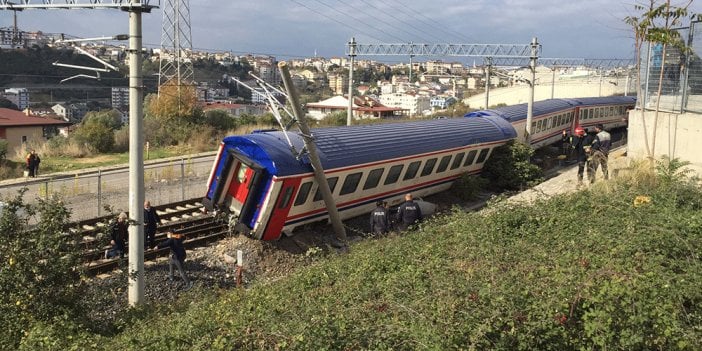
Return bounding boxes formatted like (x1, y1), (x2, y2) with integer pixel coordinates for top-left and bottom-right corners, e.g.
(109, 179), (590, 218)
(347, 37), (356, 126)
(127, 5), (146, 307)
(279, 61), (347, 243)
(525, 37), (539, 144)
(485, 57), (492, 109)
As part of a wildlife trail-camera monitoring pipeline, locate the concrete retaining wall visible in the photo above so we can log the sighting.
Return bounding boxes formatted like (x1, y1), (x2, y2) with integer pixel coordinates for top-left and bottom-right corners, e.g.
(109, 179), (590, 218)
(627, 110), (702, 175)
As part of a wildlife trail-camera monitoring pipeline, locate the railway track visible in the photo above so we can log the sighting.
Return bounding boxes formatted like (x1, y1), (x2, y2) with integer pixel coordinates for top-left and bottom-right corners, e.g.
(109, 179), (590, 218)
(74, 198), (229, 275)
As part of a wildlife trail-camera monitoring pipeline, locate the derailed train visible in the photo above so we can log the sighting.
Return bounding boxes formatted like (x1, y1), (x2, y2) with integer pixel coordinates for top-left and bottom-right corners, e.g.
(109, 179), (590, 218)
(203, 96), (636, 240)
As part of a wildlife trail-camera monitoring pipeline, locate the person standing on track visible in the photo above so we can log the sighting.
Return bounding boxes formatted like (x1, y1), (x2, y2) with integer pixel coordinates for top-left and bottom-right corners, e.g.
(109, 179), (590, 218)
(588, 124), (611, 183)
(143, 200), (161, 249)
(369, 200), (391, 234)
(396, 193), (422, 231)
(105, 212), (128, 259)
(155, 230), (192, 290)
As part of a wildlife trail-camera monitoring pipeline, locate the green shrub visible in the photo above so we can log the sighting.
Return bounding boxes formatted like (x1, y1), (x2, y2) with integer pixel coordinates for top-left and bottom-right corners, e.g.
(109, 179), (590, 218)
(452, 173), (489, 201)
(482, 140), (543, 190)
(0, 191), (85, 350)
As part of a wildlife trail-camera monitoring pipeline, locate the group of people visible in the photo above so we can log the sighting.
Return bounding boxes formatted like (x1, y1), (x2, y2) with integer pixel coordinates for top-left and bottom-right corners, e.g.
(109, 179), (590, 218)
(25, 150), (41, 177)
(104, 200), (192, 290)
(567, 123), (612, 186)
(369, 193), (423, 235)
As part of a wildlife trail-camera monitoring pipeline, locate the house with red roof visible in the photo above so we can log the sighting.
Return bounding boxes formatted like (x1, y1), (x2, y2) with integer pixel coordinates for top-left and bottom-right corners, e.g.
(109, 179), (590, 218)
(306, 95), (406, 120)
(0, 108), (71, 152)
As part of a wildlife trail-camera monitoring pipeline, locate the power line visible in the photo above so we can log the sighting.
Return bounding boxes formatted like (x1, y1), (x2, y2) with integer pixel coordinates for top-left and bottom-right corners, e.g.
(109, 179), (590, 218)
(353, 0), (449, 43)
(306, 0), (406, 42)
(328, 0), (439, 43)
(287, 0), (387, 42)
(384, 0), (475, 43)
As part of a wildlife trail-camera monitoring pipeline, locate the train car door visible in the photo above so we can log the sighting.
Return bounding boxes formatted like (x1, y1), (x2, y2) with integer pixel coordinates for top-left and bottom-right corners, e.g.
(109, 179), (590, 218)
(222, 151), (267, 231)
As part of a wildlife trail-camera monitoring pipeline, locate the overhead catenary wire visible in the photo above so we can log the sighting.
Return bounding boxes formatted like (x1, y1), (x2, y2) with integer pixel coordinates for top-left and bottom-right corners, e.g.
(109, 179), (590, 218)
(305, 0), (407, 42)
(352, 0), (448, 43)
(327, 0), (439, 43)
(383, 0), (477, 43)
(286, 0), (387, 42)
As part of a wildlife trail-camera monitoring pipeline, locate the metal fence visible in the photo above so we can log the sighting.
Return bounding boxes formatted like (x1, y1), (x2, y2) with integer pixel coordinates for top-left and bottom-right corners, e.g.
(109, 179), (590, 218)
(0, 156), (215, 222)
(639, 20), (702, 113)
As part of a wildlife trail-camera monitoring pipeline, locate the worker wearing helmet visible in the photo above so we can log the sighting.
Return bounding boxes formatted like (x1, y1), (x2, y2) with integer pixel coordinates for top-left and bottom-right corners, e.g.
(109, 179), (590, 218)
(571, 126), (593, 186)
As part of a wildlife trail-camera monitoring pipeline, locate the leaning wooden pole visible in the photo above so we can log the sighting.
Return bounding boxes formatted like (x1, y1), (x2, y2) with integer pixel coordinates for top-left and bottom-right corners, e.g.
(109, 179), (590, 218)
(278, 61), (347, 243)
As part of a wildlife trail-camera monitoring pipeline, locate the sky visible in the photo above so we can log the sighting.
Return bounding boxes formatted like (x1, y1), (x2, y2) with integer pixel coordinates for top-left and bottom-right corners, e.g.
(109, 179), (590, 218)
(1, 0), (701, 63)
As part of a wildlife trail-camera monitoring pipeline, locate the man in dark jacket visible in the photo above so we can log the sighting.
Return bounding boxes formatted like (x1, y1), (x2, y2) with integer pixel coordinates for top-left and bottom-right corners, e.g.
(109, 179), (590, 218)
(369, 200), (390, 234)
(156, 230), (192, 290)
(396, 193), (422, 231)
(143, 200), (161, 249)
(588, 124), (611, 183)
(570, 126), (592, 185)
(105, 212), (128, 259)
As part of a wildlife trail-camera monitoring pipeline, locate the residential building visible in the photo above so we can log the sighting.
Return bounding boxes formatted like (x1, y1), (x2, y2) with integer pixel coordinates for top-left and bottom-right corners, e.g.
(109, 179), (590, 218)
(430, 96), (458, 109)
(306, 95), (405, 120)
(202, 102), (268, 116)
(3, 88), (29, 110)
(328, 73), (348, 95)
(52, 103), (88, 123)
(380, 92), (431, 116)
(0, 108), (71, 152)
(111, 87), (129, 110)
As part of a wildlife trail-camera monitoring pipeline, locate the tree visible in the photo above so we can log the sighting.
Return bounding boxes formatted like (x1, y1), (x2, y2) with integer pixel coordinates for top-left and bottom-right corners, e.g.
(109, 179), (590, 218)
(204, 109), (237, 131)
(145, 81), (203, 125)
(0, 192), (84, 349)
(71, 114), (116, 153)
(0, 97), (18, 110)
(625, 0), (695, 161)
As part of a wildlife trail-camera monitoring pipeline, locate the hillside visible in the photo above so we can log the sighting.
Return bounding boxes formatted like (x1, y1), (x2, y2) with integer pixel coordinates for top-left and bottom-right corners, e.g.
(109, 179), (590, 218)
(11, 162), (702, 350)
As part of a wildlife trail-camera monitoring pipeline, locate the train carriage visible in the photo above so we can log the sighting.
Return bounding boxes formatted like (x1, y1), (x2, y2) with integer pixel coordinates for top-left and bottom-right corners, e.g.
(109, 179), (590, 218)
(465, 96), (635, 148)
(204, 115), (516, 241)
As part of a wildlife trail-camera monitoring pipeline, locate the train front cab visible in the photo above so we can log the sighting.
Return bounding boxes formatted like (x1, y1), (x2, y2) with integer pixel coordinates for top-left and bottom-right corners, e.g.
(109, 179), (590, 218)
(205, 149), (267, 236)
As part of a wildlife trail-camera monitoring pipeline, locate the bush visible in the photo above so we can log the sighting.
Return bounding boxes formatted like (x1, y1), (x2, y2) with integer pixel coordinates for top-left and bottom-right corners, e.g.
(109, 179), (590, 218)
(452, 173), (489, 201)
(0, 191), (85, 350)
(482, 140), (543, 190)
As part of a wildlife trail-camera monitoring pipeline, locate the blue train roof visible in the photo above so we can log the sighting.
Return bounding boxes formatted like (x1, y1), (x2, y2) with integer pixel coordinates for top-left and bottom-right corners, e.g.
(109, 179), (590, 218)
(464, 96), (636, 122)
(222, 115), (517, 177)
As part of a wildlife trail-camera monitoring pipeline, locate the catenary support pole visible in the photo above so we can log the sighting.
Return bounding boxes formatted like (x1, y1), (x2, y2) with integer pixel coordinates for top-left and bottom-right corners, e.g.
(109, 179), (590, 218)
(347, 37), (356, 126)
(525, 37), (538, 145)
(485, 57), (492, 109)
(279, 61), (347, 243)
(127, 4), (145, 306)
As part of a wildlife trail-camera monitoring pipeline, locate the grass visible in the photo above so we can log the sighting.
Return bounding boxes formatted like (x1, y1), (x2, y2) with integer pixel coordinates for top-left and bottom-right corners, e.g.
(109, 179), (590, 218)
(17, 166), (702, 350)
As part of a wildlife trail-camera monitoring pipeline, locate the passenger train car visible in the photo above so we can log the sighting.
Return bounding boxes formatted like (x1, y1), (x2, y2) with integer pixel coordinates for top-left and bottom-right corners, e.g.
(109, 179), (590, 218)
(465, 96), (636, 148)
(204, 115), (516, 240)
(204, 96), (635, 241)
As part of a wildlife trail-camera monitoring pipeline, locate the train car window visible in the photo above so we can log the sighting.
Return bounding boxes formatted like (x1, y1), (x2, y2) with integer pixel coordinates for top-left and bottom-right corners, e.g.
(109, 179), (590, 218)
(278, 186), (294, 209)
(556, 115), (562, 126)
(294, 181), (313, 206)
(536, 120), (543, 133)
(450, 152), (465, 170)
(236, 164), (249, 183)
(339, 172), (363, 196)
(313, 177), (339, 201)
(403, 161), (421, 180)
(420, 158), (438, 177)
(464, 150), (478, 166)
(610, 106), (614, 116)
(363, 168), (384, 190)
(531, 122), (536, 131)
(437, 155), (452, 173)
(384, 165), (404, 185)
(476, 148), (490, 164)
